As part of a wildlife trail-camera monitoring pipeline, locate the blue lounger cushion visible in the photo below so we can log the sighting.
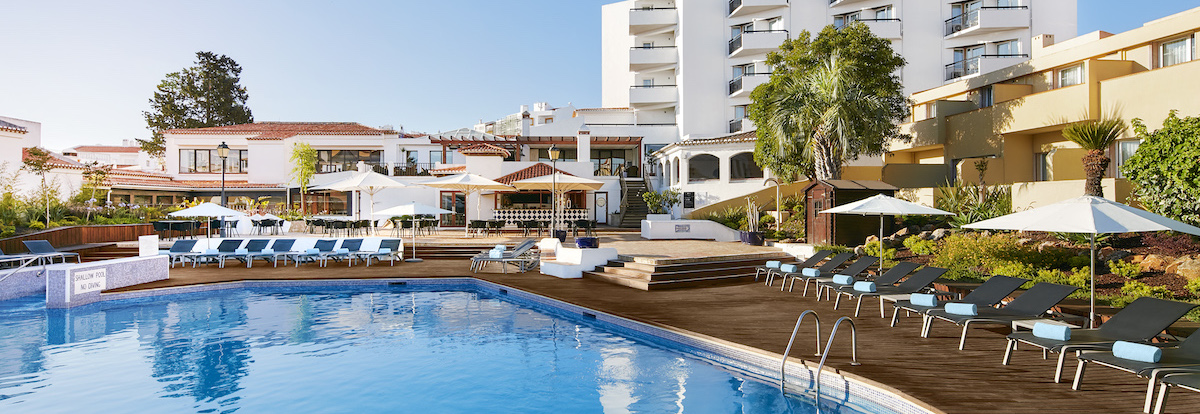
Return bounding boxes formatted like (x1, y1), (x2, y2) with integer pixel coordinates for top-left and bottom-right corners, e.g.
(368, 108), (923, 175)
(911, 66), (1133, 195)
(205, 249), (219, 254)
(494, 244), (507, 251)
(305, 248), (319, 255)
(1032, 323), (1072, 341)
(336, 248), (349, 254)
(765, 260), (782, 269)
(832, 275), (855, 285)
(911, 293), (938, 307)
(801, 268), (820, 277)
(945, 303), (978, 316)
(853, 281), (877, 292)
(488, 250), (503, 258)
(780, 264), (799, 273)
(260, 249), (274, 255)
(235, 248), (248, 255)
(1113, 341), (1162, 363)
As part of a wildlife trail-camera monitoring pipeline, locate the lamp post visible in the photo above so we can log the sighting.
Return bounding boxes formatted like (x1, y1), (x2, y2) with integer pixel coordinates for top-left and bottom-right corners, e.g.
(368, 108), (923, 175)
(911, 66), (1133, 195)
(548, 145), (561, 238)
(217, 141), (230, 237)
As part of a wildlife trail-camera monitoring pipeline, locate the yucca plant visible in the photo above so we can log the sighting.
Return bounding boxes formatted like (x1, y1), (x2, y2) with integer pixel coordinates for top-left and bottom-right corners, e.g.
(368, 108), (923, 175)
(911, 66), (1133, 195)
(1061, 112), (1127, 198)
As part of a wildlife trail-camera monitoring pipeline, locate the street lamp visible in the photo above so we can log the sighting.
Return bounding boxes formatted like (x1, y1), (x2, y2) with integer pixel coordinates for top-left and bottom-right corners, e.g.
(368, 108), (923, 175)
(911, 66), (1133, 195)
(548, 145), (561, 237)
(217, 141), (230, 236)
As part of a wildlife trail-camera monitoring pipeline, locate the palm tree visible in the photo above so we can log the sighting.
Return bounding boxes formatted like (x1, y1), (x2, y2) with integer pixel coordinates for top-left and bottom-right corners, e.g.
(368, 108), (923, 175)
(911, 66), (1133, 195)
(756, 54), (891, 180)
(1061, 113), (1127, 198)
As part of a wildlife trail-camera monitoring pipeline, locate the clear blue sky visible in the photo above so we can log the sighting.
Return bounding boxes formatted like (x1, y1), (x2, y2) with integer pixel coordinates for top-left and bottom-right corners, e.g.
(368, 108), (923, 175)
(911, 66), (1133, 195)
(1, 0), (1197, 151)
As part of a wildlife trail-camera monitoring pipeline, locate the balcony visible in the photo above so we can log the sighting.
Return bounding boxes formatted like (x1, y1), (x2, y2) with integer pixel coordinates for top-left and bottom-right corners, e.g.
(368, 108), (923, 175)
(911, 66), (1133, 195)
(857, 19), (902, 40)
(728, 119), (744, 133)
(728, 0), (788, 18)
(944, 7), (1030, 38)
(728, 73), (770, 97)
(828, 0), (872, 6)
(944, 54), (1029, 81)
(728, 30), (788, 58)
(629, 7), (677, 35)
(629, 85), (678, 107)
(629, 46), (677, 72)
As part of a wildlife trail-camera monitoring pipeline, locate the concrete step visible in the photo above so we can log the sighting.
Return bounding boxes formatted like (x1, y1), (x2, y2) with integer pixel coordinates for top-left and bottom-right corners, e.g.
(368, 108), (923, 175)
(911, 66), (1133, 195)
(620, 254), (792, 273)
(582, 271), (758, 291)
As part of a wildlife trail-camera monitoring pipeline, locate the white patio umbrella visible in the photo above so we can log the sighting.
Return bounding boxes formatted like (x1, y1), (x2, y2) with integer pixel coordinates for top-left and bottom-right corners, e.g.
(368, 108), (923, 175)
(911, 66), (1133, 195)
(374, 202), (455, 262)
(511, 172), (604, 234)
(311, 170), (412, 228)
(819, 194), (955, 272)
(963, 196), (1200, 327)
(416, 173), (512, 225)
(168, 202), (246, 242)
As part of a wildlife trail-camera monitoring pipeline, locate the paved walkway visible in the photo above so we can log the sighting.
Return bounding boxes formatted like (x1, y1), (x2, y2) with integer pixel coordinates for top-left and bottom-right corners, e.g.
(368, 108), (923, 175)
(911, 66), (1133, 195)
(108, 257), (1200, 413)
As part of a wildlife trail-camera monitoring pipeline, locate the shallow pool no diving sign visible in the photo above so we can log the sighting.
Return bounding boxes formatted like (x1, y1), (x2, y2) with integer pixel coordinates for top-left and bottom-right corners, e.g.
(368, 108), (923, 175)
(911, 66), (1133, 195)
(73, 268), (107, 296)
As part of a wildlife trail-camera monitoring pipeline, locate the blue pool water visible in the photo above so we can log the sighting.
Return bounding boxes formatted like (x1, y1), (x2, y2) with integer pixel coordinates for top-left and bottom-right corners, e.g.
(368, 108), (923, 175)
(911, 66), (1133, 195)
(0, 287), (882, 413)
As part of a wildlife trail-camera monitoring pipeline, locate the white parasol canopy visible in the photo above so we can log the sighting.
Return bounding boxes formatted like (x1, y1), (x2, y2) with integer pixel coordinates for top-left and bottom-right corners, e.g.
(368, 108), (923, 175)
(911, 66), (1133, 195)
(512, 173), (604, 233)
(169, 202), (246, 218)
(311, 170), (412, 222)
(964, 196), (1200, 327)
(416, 174), (512, 221)
(374, 202), (455, 262)
(820, 194), (955, 271)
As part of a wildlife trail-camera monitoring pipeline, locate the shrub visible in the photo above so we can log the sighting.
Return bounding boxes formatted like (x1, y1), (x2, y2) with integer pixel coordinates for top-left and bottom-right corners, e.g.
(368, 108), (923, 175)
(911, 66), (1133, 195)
(1186, 278), (1200, 297)
(1066, 255), (1092, 269)
(1121, 111), (1200, 227)
(1108, 260), (1143, 279)
(930, 233), (1025, 280)
(1121, 280), (1174, 301)
(935, 180), (1012, 228)
(0, 225), (13, 237)
(27, 221), (45, 230)
(814, 243), (853, 255)
(903, 235), (937, 256)
(697, 207), (747, 231)
(992, 261), (1037, 280)
(642, 189), (682, 215)
(775, 219), (805, 240)
(1026, 267), (1091, 298)
(863, 240), (896, 266)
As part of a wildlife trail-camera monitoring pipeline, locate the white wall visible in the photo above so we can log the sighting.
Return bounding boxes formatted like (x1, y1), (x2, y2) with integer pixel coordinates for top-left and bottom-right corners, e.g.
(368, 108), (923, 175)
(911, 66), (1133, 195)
(601, 1), (636, 108)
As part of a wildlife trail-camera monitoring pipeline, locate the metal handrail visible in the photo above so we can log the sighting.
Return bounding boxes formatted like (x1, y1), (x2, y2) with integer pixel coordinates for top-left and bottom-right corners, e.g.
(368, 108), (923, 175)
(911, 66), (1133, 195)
(0, 255), (51, 285)
(780, 310), (822, 389)
(814, 316), (860, 398)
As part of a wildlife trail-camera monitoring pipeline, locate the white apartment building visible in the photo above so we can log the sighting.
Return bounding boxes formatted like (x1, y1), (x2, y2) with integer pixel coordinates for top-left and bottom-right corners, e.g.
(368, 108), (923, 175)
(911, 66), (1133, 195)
(601, 0), (1077, 139)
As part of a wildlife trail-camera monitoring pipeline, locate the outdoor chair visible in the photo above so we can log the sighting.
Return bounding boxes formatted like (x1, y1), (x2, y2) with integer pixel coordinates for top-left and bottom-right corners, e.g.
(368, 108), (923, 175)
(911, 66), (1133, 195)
(289, 239), (337, 267)
(191, 239), (244, 268)
(831, 266), (949, 318)
(221, 219), (240, 237)
(220, 239), (270, 268)
(822, 261), (922, 303)
(158, 239), (199, 268)
(152, 221), (171, 239)
(572, 220), (595, 237)
(758, 250), (831, 284)
(354, 239), (403, 266)
(0, 247), (44, 268)
(891, 274), (1029, 330)
(467, 220), (487, 237)
(321, 239), (363, 267)
(924, 282), (1080, 350)
(779, 252), (854, 293)
(487, 220), (506, 236)
(1004, 297), (1199, 384)
(472, 239), (537, 273)
(22, 240), (81, 264)
(517, 220), (536, 237)
(1074, 327), (1200, 413)
(807, 256), (880, 299)
(1154, 372), (1200, 414)
(246, 239), (295, 268)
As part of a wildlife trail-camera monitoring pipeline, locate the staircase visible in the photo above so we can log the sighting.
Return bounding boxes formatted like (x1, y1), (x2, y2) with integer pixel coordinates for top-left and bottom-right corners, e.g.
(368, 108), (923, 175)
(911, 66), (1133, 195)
(76, 244), (138, 262)
(583, 252), (793, 290)
(618, 179), (650, 228)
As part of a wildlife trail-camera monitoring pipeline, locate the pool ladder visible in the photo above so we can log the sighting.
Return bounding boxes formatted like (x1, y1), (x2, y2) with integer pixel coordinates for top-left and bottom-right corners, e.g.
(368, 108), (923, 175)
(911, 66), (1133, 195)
(780, 311), (860, 400)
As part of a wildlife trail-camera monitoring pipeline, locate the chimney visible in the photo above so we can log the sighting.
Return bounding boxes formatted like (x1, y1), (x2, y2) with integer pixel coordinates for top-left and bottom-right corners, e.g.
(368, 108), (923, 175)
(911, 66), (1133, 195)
(1031, 34), (1055, 58)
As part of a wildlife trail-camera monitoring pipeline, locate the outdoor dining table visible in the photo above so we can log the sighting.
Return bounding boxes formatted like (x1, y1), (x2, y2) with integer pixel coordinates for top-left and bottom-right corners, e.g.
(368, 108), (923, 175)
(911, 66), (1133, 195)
(158, 220), (200, 239)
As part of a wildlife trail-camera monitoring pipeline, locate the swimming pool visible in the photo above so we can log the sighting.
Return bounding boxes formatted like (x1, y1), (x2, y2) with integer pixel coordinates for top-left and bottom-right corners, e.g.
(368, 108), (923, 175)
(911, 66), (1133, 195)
(0, 281), (911, 413)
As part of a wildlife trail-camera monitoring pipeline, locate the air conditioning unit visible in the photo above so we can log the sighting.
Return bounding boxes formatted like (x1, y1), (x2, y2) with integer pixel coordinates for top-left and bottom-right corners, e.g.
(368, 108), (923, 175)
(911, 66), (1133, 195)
(951, 24), (963, 32)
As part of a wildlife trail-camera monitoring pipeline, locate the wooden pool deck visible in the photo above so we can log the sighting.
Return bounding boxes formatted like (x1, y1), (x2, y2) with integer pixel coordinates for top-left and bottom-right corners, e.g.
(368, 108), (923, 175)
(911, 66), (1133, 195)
(110, 260), (1200, 414)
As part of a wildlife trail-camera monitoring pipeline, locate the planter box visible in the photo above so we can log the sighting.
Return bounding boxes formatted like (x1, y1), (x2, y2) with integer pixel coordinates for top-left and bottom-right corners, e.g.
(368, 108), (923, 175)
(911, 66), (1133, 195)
(646, 214), (673, 221)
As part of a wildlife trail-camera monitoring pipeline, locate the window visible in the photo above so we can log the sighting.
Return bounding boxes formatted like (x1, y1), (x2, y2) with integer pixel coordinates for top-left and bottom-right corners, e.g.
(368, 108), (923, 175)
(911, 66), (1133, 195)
(731, 23), (752, 38)
(767, 17), (783, 31)
(1034, 152), (1051, 181)
(672, 158), (679, 184)
(732, 63), (754, 78)
(729, 152), (763, 180)
(995, 39), (1020, 56)
(1115, 139), (1141, 178)
(978, 86), (993, 107)
(873, 6), (893, 19)
(834, 12), (860, 28)
(688, 154), (720, 181)
(544, 117), (553, 124)
(1159, 36), (1193, 68)
(318, 150), (382, 173)
(996, 0), (1019, 6)
(178, 149), (247, 173)
(642, 42), (654, 48)
(1058, 64), (1084, 87)
(643, 78), (655, 87)
(535, 148), (577, 162)
(734, 105), (748, 120)
(951, 1), (981, 17)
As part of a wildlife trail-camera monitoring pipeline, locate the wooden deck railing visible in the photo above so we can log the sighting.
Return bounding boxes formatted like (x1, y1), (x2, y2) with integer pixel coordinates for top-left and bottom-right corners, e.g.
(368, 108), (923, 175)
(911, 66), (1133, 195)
(0, 224), (154, 254)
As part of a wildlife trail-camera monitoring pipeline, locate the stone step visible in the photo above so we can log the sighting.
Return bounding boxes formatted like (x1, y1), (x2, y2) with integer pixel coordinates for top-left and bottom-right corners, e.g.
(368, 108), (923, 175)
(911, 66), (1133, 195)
(620, 254), (792, 273)
(582, 271), (757, 291)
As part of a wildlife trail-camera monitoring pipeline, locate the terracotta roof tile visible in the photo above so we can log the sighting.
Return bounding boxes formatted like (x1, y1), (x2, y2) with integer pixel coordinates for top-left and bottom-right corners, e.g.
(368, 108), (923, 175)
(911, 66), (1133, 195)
(164, 122), (394, 139)
(458, 143), (511, 157)
(0, 120), (29, 134)
(70, 145), (141, 153)
(23, 148), (85, 169)
(494, 163), (574, 185)
(429, 165), (466, 175)
(105, 176), (282, 189)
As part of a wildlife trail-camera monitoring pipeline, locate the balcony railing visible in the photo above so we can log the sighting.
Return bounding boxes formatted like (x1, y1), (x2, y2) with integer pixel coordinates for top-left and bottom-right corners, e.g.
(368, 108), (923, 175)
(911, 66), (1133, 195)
(729, 35), (743, 55)
(392, 162), (437, 176)
(944, 54), (1028, 80)
(630, 6), (676, 10)
(728, 0), (742, 14)
(729, 77), (743, 95)
(835, 18), (900, 29)
(945, 7), (1028, 36)
(729, 119), (744, 133)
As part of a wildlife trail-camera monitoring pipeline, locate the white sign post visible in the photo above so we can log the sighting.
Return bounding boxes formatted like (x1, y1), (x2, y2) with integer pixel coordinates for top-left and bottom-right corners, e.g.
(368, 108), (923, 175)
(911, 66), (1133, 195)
(139, 234), (159, 257)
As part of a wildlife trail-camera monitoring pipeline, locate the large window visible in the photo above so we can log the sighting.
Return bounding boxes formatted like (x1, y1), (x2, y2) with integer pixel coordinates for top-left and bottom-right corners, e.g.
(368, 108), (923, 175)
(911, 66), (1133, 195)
(1058, 64), (1084, 87)
(535, 148), (577, 162)
(730, 152), (763, 180)
(591, 148), (637, 176)
(688, 154), (720, 181)
(179, 149), (247, 173)
(1115, 139), (1141, 179)
(995, 39), (1020, 56)
(1034, 152), (1051, 181)
(317, 150), (382, 173)
(1159, 36), (1194, 68)
(429, 150), (457, 164)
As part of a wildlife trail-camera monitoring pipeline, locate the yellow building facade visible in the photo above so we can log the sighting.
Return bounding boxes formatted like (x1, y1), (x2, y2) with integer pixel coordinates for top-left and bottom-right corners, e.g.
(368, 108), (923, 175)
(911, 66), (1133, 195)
(885, 7), (1200, 208)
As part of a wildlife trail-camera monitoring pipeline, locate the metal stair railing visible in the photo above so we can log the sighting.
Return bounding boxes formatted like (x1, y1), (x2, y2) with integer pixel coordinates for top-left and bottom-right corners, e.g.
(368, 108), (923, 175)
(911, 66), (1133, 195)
(780, 310), (822, 389)
(814, 316), (860, 398)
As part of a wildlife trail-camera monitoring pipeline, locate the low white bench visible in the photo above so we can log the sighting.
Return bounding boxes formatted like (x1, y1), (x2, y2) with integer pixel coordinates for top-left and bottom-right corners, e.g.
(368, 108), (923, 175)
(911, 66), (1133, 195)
(540, 246), (619, 279)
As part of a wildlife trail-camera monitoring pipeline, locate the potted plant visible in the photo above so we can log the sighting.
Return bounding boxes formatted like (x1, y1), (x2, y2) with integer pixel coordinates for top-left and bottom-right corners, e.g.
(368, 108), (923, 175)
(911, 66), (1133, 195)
(643, 189), (681, 221)
(740, 197), (764, 246)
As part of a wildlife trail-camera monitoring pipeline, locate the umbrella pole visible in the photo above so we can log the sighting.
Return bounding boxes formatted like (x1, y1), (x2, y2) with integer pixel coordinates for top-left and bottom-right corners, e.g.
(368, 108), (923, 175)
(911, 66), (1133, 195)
(406, 217), (423, 262)
(879, 215), (885, 273)
(1090, 233), (1096, 328)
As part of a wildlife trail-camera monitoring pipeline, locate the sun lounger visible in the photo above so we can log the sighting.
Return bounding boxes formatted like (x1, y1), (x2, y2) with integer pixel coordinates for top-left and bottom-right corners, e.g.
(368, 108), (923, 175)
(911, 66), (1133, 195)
(0, 247), (45, 268)
(471, 240), (538, 273)
(1154, 372), (1200, 414)
(158, 239), (199, 268)
(220, 239), (269, 268)
(354, 239), (402, 266)
(891, 275), (1029, 329)
(1075, 329), (1200, 413)
(321, 239), (363, 267)
(245, 239), (295, 268)
(820, 261), (921, 306)
(289, 239), (337, 267)
(191, 239), (244, 267)
(808, 256), (880, 299)
(831, 266), (949, 318)
(22, 240), (81, 264)
(925, 282), (1080, 350)
(779, 252), (854, 293)
(1001, 297), (1200, 386)
(763, 250), (832, 286)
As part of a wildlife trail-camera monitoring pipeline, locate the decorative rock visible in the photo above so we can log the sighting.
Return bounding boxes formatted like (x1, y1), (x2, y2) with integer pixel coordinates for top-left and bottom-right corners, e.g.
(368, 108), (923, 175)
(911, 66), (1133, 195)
(1103, 250), (1133, 263)
(893, 227), (912, 238)
(918, 231), (933, 240)
(931, 228), (949, 241)
(866, 235), (880, 244)
(1037, 242), (1058, 253)
(921, 224), (935, 232)
(980, 230), (992, 237)
(1017, 238), (1035, 246)
(1172, 256), (1200, 281)
(854, 245), (867, 256)
(1140, 254), (1172, 273)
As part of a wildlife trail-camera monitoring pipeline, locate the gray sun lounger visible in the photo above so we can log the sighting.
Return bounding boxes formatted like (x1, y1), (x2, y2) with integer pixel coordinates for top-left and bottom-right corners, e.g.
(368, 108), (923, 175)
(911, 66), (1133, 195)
(321, 239), (364, 267)
(0, 247), (48, 267)
(925, 282), (1080, 350)
(159, 239), (199, 268)
(1074, 326), (1200, 413)
(763, 250), (832, 286)
(221, 239), (269, 268)
(821, 261), (921, 305)
(22, 240), (81, 264)
(808, 256), (880, 299)
(191, 239), (244, 268)
(1003, 297), (1200, 384)
(290, 239), (337, 267)
(1155, 372), (1200, 414)
(891, 275), (1030, 329)
(755, 250), (830, 282)
(832, 266), (949, 318)
(779, 252), (854, 293)
(472, 240), (537, 273)
(355, 239), (403, 266)
(246, 239), (296, 268)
